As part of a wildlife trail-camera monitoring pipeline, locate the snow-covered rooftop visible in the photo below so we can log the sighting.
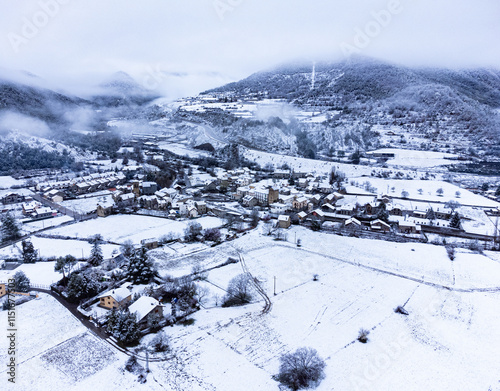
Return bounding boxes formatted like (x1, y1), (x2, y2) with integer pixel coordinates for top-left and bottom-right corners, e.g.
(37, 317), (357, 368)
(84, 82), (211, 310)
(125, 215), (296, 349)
(128, 295), (161, 322)
(98, 287), (130, 302)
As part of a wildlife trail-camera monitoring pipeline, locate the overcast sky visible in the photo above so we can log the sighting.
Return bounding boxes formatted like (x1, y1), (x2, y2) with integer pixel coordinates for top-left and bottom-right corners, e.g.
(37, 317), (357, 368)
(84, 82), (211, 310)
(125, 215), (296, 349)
(1, 0), (499, 98)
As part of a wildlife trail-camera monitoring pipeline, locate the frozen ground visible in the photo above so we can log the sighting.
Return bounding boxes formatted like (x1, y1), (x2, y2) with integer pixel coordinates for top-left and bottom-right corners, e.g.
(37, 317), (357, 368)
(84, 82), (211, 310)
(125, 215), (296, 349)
(44, 215), (225, 244)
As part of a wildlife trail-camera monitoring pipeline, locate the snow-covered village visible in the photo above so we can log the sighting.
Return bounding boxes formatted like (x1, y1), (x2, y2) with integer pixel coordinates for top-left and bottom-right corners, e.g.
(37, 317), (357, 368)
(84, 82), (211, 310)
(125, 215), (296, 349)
(1, 1), (500, 390)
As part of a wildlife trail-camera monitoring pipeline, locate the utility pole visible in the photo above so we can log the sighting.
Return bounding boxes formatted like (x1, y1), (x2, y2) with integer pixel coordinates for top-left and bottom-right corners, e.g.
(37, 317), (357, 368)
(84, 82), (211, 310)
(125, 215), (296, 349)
(274, 276), (276, 296)
(146, 349), (149, 373)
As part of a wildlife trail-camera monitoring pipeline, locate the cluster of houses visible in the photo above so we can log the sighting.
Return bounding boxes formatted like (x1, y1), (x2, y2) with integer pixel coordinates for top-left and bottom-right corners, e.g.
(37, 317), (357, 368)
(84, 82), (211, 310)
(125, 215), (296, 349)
(95, 180), (210, 219)
(36, 171), (126, 200)
(95, 284), (164, 329)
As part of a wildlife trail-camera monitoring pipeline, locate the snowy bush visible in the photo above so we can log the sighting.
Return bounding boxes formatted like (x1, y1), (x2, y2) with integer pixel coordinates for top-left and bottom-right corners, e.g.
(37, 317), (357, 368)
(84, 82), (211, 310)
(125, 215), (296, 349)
(446, 245), (455, 261)
(150, 331), (170, 352)
(358, 328), (370, 343)
(203, 228), (221, 242)
(124, 355), (142, 373)
(13, 271), (30, 292)
(191, 264), (208, 281)
(184, 221), (203, 242)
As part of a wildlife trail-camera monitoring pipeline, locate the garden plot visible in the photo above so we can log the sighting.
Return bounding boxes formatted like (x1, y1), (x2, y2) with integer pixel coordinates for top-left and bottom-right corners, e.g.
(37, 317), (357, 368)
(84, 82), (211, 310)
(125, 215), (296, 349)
(150, 242), (237, 279)
(44, 215), (225, 244)
(0, 293), (86, 365)
(458, 206), (498, 236)
(41, 332), (117, 382)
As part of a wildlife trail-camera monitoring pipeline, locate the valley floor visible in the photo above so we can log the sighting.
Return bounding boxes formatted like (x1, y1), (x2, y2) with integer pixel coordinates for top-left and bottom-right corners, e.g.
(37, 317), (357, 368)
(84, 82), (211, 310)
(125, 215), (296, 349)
(3, 226), (500, 390)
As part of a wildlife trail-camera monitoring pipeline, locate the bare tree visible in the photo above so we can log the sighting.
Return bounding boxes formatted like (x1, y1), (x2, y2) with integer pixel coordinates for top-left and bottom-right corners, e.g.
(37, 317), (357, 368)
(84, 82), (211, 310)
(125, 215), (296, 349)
(277, 347), (326, 390)
(222, 273), (253, 307)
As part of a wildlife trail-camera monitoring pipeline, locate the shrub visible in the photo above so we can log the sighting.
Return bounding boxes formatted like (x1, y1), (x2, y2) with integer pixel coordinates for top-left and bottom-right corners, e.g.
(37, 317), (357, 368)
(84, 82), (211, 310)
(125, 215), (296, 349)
(203, 228), (221, 242)
(150, 331), (170, 352)
(124, 355), (142, 373)
(276, 347), (326, 390)
(13, 271), (30, 292)
(184, 222), (203, 242)
(358, 328), (370, 343)
(191, 264), (208, 281)
(394, 306), (409, 315)
(446, 245), (455, 261)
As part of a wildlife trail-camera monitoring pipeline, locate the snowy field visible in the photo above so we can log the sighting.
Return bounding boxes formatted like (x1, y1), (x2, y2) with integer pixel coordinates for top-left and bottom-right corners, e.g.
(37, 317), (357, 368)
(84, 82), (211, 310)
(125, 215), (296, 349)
(242, 147), (409, 178)
(60, 194), (114, 215)
(351, 177), (499, 208)
(0, 175), (25, 189)
(45, 215), (225, 244)
(367, 148), (461, 168)
(4, 226), (500, 390)
(22, 215), (74, 233)
(0, 237), (119, 263)
(0, 260), (64, 285)
(0, 294), (130, 391)
(158, 142), (210, 158)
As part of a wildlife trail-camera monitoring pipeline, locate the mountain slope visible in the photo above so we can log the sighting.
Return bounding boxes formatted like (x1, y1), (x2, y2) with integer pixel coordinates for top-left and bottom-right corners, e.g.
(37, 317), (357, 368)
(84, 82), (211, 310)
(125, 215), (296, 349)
(0, 78), (87, 125)
(91, 71), (159, 107)
(204, 57), (500, 154)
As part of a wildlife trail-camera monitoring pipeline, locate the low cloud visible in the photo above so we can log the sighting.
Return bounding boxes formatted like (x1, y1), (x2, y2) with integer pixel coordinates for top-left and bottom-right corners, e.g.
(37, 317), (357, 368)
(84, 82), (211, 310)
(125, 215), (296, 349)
(0, 111), (51, 138)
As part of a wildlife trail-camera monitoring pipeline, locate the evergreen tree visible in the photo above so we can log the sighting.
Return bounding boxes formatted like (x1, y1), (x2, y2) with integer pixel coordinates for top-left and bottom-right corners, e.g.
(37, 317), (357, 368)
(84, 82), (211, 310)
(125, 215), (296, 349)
(350, 150), (360, 164)
(13, 271), (30, 292)
(1, 213), (21, 243)
(376, 202), (389, 222)
(147, 313), (162, 331)
(54, 255), (78, 285)
(107, 310), (140, 345)
(21, 239), (38, 263)
(127, 247), (157, 284)
(65, 273), (101, 302)
(449, 212), (461, 229)
(426, 208), (436, 224)
(89, 241), (103, 266)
